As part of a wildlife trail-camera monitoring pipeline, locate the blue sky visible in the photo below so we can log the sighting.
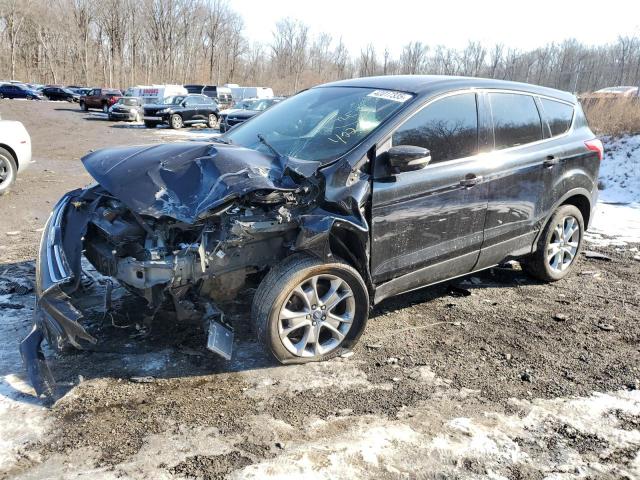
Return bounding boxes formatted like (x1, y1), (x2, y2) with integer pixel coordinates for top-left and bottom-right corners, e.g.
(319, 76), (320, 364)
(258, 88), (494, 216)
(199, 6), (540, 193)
(231, 0), (640, 55)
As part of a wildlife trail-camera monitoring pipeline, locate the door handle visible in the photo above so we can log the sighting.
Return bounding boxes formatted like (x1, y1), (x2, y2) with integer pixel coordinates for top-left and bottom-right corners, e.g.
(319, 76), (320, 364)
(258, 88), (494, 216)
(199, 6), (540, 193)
(543, 155), (559, 168)
(459, 174), (483, 187)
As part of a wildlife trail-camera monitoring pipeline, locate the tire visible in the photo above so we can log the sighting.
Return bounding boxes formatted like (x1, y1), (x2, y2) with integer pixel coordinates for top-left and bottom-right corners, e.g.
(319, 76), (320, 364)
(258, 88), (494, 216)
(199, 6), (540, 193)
(134, 111), (142, 123)
(170, 114), (183, 129)
(0, 147), (18, 196)
(252, 253), (369, 364)
(144, 121), (159, 128)
(522, 204), (584, 282)
(80, 101), (87, 111)
(207, 114), (218, 129)
(0, 93), (4, 99)
(102, 103), (109, 113)
(26, 95), (33, 100)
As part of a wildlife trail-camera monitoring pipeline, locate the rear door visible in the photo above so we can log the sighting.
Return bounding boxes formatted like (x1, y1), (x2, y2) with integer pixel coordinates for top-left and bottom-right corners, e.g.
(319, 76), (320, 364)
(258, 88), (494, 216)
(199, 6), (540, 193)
(371, 92), (490, 291)
(475, 91), (561, 268)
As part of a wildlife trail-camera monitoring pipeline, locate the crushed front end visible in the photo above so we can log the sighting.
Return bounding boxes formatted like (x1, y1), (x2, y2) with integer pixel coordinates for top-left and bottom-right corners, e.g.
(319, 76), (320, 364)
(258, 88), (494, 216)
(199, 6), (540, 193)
(20, 141), (337, 398)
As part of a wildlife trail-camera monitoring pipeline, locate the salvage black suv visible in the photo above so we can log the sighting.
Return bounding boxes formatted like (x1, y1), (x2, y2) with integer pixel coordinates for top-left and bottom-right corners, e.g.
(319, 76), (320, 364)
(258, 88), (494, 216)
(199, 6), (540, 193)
(22, 76), (603, 396)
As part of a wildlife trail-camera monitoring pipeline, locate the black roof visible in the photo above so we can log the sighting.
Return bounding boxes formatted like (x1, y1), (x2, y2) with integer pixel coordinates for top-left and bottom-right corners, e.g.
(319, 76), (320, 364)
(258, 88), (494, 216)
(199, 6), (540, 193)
(317, 75), (575, 103)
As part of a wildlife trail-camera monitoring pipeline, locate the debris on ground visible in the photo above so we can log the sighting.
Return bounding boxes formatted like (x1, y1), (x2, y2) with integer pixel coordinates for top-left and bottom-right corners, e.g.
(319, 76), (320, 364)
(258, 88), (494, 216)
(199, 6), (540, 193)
(597, 322), (615, 331)
(583, 251), (613, 261)
(553, 313), (568, 322)
(447, 284), (472, 297)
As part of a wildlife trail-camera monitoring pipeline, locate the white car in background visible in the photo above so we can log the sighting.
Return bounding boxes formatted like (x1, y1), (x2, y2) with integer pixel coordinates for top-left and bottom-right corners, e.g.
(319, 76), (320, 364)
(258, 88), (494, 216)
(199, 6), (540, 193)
(0, 114), (32, 195)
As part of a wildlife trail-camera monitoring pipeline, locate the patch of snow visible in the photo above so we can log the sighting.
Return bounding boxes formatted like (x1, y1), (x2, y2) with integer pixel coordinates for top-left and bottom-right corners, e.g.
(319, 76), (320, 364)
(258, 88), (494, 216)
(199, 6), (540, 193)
(600, 135), (640, 204)
(587, 202), (640, 246)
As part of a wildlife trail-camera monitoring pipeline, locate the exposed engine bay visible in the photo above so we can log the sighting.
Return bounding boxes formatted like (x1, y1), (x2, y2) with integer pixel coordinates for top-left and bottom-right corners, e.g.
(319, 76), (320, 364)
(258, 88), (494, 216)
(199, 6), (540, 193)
(21, 140), (371, 397)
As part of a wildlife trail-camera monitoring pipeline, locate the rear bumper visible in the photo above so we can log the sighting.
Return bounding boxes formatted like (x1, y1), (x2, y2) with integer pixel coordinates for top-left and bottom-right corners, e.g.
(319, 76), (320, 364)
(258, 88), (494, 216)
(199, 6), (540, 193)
(21, 191), (98, 397)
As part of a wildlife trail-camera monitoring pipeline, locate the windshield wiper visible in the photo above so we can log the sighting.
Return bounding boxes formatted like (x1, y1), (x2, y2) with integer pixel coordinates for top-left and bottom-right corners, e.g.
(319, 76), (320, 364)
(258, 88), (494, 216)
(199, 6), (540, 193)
(257, 133), (283, 159)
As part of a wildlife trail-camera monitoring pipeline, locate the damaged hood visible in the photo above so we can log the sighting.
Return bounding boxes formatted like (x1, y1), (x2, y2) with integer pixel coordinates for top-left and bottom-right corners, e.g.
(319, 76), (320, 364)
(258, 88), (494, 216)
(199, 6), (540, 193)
(82, 142), (320, 223)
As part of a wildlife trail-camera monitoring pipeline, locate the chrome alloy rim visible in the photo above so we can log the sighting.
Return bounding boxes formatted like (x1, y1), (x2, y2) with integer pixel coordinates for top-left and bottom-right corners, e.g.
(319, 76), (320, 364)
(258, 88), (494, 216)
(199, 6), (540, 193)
(547, 215), (580, 272)
(278, 274), (355, 357)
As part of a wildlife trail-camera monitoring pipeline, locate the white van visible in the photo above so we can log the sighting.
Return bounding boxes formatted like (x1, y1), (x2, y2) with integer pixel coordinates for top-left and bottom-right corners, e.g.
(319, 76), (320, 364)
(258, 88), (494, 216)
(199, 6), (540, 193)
(226, 86), (274, 101)
(126, 85), (188, 104)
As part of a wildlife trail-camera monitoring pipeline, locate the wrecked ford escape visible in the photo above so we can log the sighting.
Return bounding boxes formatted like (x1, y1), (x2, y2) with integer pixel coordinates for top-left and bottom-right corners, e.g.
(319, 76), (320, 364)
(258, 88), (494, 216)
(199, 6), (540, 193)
(21, 75), (602, 397)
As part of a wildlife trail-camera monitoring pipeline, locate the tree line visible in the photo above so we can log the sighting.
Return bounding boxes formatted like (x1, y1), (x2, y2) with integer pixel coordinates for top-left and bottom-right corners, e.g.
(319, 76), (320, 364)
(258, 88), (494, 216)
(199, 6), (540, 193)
(1, 0), (639, 95)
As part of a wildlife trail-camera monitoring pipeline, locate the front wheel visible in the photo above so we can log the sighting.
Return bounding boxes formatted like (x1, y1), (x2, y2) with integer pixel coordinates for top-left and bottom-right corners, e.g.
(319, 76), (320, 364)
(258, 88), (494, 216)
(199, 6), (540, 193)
(170, 114), (183, 129)
(207, 114), (218, 129)
(252, 254), (369, 363)
(0, 147), (18, 196)
(522, 204), (584, 282)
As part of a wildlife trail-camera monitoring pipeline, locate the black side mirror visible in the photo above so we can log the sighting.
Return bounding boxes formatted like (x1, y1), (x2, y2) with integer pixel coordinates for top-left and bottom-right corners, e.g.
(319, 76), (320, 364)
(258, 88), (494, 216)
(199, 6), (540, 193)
(388, 145), (431, 172)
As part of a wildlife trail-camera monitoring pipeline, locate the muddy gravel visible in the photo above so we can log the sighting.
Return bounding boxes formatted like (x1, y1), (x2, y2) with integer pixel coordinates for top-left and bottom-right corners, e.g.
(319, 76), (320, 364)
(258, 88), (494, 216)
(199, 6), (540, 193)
(1, 100), (639, 479)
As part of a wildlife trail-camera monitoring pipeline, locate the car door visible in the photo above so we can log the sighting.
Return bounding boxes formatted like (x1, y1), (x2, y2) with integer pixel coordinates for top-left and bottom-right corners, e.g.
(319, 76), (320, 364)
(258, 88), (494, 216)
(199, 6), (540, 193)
(371, 92), (490, 295)
(474, 91), (559, 269)
(182, 96), (198, 122)
(89, 89), (100, 108)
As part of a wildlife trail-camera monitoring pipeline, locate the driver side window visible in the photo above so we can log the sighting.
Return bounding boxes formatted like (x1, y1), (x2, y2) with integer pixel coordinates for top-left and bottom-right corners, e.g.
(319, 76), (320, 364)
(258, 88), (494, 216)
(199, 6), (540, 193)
(392, 93), (479, 164)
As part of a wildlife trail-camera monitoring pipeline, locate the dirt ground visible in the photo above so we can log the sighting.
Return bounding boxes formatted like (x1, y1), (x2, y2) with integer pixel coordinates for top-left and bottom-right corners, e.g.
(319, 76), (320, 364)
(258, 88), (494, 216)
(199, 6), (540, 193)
(0, 100), (639, 479)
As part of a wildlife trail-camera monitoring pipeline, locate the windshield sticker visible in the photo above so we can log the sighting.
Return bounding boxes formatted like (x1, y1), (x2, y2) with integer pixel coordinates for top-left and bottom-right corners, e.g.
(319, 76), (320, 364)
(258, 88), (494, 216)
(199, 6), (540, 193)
(366, 90), (412, 103)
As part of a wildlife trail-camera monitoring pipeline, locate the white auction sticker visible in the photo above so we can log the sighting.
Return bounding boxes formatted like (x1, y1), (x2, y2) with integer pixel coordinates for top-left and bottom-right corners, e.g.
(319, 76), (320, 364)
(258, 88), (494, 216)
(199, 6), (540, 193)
(367, 90), (412, 102)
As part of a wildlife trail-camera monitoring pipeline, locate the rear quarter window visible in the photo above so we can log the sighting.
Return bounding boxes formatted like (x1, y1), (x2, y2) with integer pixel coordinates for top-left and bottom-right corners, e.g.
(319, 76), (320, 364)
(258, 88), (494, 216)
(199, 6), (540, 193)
(540, 98), (574, 136)
(489, 93), (543, 149)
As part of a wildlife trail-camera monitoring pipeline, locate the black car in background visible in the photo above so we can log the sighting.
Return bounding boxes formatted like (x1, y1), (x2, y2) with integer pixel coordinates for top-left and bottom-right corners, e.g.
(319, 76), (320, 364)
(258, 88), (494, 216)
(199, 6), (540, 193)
(143, 94), (219, 129)
(41, 86), (79, 102)
(184, 84), (233, 109)
(219, 97), (283, 132)
(108, 96), (144, 122)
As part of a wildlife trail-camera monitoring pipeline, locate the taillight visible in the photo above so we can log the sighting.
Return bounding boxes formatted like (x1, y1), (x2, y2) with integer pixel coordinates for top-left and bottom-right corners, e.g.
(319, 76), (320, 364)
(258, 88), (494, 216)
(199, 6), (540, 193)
(585, 139), (604, 161)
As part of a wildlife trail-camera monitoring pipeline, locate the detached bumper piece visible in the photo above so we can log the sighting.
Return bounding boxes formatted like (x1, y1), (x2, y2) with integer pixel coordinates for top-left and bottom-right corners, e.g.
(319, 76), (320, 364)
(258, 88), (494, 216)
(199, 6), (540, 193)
(21, 191), (98, 398)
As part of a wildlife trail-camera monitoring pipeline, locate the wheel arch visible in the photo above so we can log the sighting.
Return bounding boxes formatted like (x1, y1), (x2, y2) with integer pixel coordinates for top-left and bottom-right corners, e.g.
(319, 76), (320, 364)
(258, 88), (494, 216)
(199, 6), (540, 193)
(533, 188), (593, 248)
(0, 143), (18, 169)
(327, 224), (373, 294)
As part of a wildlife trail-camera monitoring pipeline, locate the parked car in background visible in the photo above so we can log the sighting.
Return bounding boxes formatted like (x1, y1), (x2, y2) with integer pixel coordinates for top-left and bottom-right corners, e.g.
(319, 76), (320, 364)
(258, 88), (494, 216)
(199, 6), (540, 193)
(184, 84), (233, 108)
(143, 94), (219, 129)
(0, 116), (32, 195)
(69, 87), (91, 96)
(225, 85), (274, 101)
(108, 96), (144, 122)
(219, 97), (283, 132)
(79, 88), (122, 112)
(592, 86), (639, 97)
(0, 83), (44, 100)
(41, 86), (80, 102)
(21, 75), (603, 397)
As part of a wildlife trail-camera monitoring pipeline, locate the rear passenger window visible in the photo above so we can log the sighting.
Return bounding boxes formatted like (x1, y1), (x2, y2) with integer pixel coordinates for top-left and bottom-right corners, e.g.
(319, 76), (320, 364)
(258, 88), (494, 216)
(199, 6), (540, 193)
(489, 93), (542, 149)
(540, 98), (574, 136)
(392, 93), (478, 163)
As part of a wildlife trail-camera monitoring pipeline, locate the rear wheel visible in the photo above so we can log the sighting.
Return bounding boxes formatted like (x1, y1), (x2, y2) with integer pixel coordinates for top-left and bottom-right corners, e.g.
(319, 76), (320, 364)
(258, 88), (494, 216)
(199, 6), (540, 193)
(80, 101), (87, 111)
(252, 254), (369, 363)
(102, 103), (109, 113)
(170, 114), (183, 129)
(522, 204), (584, 282)
(134, 111), (142, 123)
(207, 114), (218, 129)
(0, 147), (18, 196)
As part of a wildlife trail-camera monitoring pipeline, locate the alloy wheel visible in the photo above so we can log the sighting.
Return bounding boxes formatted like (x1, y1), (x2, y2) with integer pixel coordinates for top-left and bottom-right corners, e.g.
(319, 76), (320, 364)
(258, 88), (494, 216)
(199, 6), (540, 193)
(278, 274), (355, 357)
(547, 215), (580, 273)
(0, 155), (13, 186)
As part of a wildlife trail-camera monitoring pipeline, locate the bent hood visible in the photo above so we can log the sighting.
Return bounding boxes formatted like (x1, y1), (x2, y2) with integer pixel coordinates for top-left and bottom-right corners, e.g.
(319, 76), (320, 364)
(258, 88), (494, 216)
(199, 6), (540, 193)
(82, 142), (319, 223)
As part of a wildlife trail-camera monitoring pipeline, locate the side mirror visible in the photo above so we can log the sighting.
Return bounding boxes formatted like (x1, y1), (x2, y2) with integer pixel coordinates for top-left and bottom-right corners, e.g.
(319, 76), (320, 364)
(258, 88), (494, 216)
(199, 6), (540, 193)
(388, 145), (431, 172)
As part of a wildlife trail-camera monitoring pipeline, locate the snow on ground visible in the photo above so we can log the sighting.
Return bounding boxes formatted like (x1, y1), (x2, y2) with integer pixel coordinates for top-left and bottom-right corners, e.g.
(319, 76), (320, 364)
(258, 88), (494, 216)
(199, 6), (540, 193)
(586, 135), (640, 246)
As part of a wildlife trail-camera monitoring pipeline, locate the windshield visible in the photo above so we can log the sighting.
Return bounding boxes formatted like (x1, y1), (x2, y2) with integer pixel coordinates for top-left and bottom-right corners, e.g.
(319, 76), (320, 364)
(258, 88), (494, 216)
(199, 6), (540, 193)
(224, 87), (412, 162)
(62, 88), (75, 94)
(118, 97), (140, 106)
(165, 95), (185, 105)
